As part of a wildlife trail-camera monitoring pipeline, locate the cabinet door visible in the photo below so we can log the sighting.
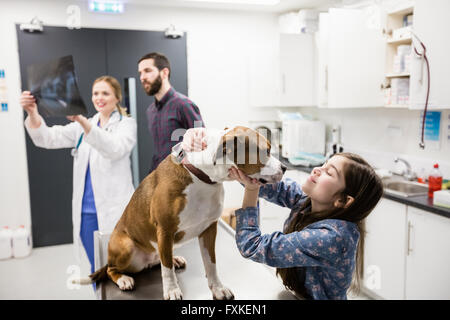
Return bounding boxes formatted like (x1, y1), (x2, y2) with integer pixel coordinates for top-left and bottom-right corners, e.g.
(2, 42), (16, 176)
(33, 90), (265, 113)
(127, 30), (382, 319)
(328, 8), (385, 108)
(316, 12), (330, 108)
(363, 198), (407, 299)
(279, 34), (316, 107)
(409, 0), (450, 109)
(247, 49), (280, 107)
(405, 207), (450, 299)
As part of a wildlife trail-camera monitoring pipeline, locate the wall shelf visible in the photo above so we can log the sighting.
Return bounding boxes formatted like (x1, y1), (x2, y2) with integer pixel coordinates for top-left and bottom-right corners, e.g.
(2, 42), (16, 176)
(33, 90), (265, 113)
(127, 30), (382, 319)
(387, 36), (412, 45)
(384, 104), (409, 108)
(386, 72), (410, 78)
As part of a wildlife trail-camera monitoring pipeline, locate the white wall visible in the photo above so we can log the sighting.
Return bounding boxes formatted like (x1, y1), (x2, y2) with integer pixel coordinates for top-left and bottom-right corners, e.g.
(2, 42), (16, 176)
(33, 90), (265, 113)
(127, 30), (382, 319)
(1, 0), (449, 237)
(296, 106), (450, 177)
(0, 0), (280, 229)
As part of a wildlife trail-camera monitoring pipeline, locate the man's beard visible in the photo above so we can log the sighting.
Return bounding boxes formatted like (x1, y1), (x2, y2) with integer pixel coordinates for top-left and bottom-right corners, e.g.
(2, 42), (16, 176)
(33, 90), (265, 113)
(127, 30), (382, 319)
(143, 75), (162, 96)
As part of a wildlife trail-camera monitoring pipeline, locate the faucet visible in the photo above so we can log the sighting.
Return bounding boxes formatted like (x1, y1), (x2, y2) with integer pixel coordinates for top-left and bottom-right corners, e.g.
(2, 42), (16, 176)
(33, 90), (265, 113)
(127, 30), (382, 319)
(394, 157), (417, 181)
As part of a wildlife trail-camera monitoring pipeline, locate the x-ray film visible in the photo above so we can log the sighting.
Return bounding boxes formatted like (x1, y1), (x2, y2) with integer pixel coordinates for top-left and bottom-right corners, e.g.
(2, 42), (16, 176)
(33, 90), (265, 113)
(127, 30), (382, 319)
(27, 55), (87, 117)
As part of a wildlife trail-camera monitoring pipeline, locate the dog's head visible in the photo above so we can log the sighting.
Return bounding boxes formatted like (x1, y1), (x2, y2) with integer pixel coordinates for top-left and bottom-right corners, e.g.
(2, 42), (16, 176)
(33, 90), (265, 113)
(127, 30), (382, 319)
(212, 126), (286, 184)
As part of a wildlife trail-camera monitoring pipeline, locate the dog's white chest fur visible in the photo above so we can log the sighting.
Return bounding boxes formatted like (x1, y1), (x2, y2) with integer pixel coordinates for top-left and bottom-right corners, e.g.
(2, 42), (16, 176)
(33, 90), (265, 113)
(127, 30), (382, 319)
(175, 176), (224, 247)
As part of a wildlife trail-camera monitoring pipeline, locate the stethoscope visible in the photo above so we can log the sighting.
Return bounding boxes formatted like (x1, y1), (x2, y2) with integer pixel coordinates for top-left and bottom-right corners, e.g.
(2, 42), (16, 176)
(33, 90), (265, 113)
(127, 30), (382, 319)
(71, 111), (123, 158)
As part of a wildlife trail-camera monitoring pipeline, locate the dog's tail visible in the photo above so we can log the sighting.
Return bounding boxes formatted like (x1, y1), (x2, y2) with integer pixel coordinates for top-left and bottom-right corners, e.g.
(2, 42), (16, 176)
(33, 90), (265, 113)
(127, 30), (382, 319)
(72, 265), (108, 285)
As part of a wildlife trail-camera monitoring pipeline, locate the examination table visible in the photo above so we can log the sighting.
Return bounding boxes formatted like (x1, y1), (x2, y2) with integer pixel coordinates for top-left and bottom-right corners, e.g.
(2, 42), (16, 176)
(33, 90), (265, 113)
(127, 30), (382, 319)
(93, 219), (298, 300)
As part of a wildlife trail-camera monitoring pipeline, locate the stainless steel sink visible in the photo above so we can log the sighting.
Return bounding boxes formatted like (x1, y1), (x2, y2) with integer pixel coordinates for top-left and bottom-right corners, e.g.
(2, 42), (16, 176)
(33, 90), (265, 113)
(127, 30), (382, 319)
(383, 180), (428, 197)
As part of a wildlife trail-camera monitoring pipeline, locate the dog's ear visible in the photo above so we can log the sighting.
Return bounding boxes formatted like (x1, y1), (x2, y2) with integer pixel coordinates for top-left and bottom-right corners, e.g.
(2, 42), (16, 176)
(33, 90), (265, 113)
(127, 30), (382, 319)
(213, 135), (233, 166)
(213, 133), (248, 166)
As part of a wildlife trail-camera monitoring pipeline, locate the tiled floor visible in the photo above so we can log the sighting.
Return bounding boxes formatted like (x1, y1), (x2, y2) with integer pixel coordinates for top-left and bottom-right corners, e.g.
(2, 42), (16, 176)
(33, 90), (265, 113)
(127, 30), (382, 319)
(0, 243), (371, 300)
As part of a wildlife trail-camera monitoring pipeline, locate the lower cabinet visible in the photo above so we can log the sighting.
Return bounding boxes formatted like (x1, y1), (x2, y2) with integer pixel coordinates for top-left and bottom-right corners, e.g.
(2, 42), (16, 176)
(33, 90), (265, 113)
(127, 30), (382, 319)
(405, 207), (450, 299)
(363, 198), (407, 299)
(364, 198), (450, 299)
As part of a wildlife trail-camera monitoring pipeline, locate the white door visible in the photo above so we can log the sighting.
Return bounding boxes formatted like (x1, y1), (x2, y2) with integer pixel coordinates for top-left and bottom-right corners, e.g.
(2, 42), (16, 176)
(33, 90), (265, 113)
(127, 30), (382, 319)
(405, 207), (450, 299)
(363, 198), (407, 299)
(328, 8), (385, 108)
(409, 0), (450, 109)
(279, 33), (316, 107)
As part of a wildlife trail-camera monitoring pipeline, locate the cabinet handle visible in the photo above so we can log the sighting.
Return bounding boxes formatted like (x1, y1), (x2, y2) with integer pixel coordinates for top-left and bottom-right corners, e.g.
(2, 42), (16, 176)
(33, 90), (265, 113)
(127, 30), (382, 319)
(407, 221), (413, 255)
(324, 66), (328, 91)
(282, 74), (286, 94)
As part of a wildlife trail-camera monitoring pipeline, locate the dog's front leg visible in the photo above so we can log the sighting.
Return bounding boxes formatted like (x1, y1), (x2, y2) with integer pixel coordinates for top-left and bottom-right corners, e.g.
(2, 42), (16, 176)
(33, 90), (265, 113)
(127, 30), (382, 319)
(198, 221), (234, 300)
(157, 228), (182, 300)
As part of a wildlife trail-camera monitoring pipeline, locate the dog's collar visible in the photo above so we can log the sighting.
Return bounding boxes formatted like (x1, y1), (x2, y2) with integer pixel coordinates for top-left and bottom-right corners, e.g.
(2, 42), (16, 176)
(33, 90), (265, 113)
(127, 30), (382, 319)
(171, 142), (217, 185)
(182, 160), (217, 185)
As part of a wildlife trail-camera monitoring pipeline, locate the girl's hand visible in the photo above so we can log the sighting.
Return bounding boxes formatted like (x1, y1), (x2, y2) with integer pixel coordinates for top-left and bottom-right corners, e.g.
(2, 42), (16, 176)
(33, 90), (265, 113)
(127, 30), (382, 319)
(20, 91), (38, 115)
(182, 128), (207, 152)
(228, 167), (262, 191)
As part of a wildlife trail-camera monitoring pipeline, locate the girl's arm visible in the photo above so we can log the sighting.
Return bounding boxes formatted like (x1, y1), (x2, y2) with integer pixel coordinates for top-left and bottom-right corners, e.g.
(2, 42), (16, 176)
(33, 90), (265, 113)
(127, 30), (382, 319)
(258, 178), (307, 209)
(234, 207), (354, 269)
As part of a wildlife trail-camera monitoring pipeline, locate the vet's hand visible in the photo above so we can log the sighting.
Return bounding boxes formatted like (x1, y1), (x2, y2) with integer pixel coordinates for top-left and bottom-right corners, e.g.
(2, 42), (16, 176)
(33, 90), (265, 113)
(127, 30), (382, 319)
(228, 167), (262, 191)
(182, 128), (207, 152)
(20, 91), (38, 116)
(66, 115), (86, 123)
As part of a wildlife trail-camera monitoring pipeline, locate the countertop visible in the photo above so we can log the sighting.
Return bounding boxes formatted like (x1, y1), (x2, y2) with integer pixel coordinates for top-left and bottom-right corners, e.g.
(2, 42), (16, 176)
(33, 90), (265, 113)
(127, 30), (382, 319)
(279, 157), (450, 220)
(93, 220), (298, 300)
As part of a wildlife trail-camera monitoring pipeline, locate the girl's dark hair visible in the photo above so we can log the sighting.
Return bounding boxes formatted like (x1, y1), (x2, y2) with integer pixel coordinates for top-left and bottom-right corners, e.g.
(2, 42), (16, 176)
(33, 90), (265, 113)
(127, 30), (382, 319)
(276, 152), (383, 299)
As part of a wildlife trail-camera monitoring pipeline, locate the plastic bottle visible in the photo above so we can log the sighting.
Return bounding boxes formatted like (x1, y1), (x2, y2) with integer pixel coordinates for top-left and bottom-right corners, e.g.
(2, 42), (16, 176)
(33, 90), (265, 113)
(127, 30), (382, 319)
(417, 168), (427, 184)
(0, 226), (13, 260)
(428, 163), (443, 199)
(12, 225), (32, 258)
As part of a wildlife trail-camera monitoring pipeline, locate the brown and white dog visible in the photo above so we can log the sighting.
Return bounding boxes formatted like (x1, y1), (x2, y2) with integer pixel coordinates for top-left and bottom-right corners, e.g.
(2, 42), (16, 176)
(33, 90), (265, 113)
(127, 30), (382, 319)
(75, 126), (286, 300)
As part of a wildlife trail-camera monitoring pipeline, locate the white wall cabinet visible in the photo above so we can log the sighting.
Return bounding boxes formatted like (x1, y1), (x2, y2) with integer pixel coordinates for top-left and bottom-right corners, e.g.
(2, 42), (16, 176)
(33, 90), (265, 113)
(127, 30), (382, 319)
(405, 206), (450, 299)
(409, 0), (450, 110)
(317, 8), (385, 108)
(410, 0), (450, 109)
(279, 34), (316, 107)
(363, 198), (407, 299)
(364, 198), (450, 300)
(247, 50), (280, 108)
(248, 34), (316, 108)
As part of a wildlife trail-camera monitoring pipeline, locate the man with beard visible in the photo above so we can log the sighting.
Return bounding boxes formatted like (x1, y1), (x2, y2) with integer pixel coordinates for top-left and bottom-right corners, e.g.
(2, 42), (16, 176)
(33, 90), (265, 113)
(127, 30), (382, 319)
(138, 52), (204, 173)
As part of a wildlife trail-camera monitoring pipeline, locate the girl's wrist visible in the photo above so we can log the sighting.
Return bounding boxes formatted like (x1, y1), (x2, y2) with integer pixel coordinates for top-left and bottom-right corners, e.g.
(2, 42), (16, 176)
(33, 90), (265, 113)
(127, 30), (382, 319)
(245, 185), (260, 192)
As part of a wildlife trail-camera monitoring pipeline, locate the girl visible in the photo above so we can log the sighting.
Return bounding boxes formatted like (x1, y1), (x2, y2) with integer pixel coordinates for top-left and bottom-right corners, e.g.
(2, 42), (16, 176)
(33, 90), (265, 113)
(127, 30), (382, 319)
(182, 129), (383, 300)
(21, 76), (137, 279)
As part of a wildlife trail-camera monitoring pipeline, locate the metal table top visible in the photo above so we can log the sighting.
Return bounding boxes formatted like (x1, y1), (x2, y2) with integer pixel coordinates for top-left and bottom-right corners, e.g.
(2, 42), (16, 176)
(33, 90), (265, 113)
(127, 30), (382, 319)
(94, 219), (298, 300)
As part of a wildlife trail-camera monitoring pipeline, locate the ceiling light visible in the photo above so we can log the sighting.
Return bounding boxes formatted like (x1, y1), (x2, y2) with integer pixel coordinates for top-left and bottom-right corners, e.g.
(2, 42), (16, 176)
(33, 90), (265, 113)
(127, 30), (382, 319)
(183, 0), (280, 6)
(88, 1), (124, 13)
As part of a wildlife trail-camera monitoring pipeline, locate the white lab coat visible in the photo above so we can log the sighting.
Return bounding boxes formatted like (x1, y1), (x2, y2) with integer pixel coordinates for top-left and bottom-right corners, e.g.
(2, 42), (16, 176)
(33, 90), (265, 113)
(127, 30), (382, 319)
(24, 111), (137, 262)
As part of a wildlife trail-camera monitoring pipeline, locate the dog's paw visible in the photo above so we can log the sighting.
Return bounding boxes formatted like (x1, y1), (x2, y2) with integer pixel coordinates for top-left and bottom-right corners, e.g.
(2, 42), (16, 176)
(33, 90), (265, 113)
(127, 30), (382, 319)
(164, 287), (183, 300)
(173, 256), (187, 269)
(116, 275), (135, 291)
(211, 285), (234, 300)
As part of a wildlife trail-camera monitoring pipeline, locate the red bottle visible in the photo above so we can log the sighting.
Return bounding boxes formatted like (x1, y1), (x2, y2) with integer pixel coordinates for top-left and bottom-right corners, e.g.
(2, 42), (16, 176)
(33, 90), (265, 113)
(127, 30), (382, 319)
(428, 163), (443, 198)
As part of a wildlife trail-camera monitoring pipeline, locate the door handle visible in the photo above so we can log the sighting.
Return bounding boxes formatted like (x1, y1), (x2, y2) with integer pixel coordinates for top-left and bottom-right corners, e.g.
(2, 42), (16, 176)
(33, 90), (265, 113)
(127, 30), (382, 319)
(407, 221), (413, 255)
(125, 77), (140, 188)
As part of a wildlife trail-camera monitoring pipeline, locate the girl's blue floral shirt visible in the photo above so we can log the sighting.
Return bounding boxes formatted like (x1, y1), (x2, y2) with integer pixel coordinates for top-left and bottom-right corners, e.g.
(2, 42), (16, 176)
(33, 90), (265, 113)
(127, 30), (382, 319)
(234, 178), (360, 300)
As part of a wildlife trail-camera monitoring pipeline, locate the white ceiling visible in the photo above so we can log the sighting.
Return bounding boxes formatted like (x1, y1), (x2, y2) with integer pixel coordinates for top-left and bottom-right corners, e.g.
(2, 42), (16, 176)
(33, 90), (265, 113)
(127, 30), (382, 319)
(118, 0), (345, 14)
